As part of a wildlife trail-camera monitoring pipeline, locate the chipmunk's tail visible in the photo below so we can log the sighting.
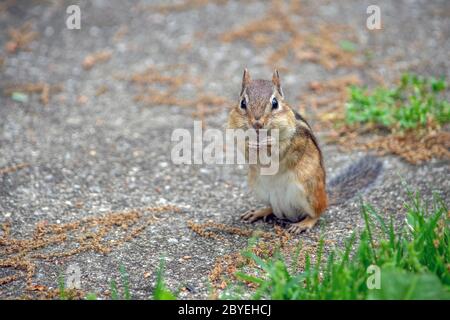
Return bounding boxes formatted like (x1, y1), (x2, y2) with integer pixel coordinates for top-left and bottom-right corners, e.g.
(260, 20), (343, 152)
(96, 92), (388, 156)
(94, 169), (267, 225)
(327, 155), (383, 206)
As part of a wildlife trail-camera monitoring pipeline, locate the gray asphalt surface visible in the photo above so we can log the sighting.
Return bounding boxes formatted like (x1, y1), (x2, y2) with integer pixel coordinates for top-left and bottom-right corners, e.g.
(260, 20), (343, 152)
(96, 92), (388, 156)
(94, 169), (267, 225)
(0, 0), (449, 299)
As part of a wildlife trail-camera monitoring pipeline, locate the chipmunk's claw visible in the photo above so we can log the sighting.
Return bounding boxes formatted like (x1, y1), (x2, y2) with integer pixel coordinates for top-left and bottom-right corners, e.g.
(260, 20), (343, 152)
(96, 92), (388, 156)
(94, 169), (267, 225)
(287, 224), (309, 234)
(241, 209), (259, 223)
(287, 217), (318, 234)
(241, 208), (273, 224)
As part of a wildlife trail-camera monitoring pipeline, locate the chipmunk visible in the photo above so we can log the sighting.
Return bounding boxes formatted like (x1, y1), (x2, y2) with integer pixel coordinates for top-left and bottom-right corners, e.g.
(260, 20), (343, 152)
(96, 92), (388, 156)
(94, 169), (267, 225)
(227, 69), (382, 234)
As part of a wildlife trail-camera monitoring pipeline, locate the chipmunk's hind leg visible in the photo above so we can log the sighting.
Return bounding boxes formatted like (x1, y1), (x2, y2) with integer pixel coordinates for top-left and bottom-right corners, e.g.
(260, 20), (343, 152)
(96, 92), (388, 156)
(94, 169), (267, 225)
(287, 216), (319, 234)
(241, 207), (273, 223)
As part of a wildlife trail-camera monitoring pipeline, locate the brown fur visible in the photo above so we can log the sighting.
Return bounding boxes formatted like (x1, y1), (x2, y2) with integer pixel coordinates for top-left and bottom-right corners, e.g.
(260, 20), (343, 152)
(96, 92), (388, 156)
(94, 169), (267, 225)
(287, 117), (328, 217)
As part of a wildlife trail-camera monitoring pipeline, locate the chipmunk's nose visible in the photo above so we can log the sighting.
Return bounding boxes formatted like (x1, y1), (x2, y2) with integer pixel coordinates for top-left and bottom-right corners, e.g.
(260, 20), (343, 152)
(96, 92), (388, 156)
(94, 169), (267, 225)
(252, 120), (263, 130)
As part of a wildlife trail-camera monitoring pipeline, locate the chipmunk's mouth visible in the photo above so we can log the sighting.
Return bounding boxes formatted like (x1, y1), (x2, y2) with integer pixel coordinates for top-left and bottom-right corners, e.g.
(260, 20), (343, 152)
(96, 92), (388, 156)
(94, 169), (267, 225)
(247, 136), (275, 149)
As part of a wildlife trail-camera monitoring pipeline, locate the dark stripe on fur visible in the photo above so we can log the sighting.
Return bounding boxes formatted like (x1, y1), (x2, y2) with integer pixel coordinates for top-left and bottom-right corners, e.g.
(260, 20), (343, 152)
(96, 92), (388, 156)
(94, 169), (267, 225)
(293, 110), (311, 129)
(295, 123), (325, 177)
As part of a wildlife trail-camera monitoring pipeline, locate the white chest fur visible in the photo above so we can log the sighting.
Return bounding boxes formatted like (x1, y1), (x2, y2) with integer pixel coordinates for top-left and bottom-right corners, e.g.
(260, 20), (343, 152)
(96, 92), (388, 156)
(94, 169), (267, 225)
(251, 169), (313, 222)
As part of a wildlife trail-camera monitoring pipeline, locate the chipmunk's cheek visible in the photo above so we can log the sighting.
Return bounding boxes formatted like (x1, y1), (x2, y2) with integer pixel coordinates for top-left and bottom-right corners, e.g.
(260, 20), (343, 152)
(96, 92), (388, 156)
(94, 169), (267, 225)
(269, 117), (281, 129)
(231, 115), (247, 130)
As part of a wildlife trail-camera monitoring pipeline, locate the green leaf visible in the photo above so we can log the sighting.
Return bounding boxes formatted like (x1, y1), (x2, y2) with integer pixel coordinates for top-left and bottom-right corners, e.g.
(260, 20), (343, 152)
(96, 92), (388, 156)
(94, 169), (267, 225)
(58, 273), (66, 300)
(85, 293), (97, 300)
(119, 264), (131, 300)
(235, 272), (265, 285)
(11, 92), (28, 103)
(152, 259), (177, 300)
(345, 73), (449, 130)
(369, 269), (450, 300)
(339, 40), (357, 52)
(110, 280), (119, 300)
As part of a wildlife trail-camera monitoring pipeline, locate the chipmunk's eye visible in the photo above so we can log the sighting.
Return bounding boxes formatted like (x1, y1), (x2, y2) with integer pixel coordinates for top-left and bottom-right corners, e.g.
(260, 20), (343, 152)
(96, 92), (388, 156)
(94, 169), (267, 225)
(240, 99), (247, 109)
(271, 97), (278, 110)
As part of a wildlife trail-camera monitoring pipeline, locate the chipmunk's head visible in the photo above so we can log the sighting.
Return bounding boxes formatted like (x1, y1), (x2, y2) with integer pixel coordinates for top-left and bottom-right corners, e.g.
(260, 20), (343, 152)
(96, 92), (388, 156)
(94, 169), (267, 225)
(228, 69), (296, 140)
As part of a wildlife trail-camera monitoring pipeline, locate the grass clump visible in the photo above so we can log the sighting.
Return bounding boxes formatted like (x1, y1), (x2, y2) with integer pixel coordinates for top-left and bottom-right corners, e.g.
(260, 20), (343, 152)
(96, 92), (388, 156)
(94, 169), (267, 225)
(109, 264), (131, 300)
(231, 189), (449, 299)
(345, 73), (449, 130)
(152, 259), (177, 300)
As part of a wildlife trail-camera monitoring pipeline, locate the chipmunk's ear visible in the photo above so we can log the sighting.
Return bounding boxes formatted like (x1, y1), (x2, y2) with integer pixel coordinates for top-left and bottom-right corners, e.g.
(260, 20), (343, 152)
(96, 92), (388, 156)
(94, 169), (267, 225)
(241, 68), (251, 95)
(272, 69), (283, 97)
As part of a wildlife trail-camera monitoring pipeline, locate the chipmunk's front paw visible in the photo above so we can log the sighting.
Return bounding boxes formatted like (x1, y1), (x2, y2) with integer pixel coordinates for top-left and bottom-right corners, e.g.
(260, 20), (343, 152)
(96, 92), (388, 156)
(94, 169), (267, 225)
(287, 217), (319, 234)
(287, 223), (310, 234)
(241, 210), (260, 223)
(240, 207), (272, 223)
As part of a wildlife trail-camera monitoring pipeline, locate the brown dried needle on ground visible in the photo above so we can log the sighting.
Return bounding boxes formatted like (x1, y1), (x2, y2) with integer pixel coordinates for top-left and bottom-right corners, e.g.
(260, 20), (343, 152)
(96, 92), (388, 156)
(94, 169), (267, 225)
(341, 130), (450, 164)
(82, 50), (113, 70)
(5, 22), (38, 54)
(220, 0), (358, 70)
(208, 232), (317, 292)
(126, 65), (231, 125)
(0, 163), (29, 176)
(186, 220), (319, 292)
(145, 0), (229, 13)
(4, 83), (63, 105)
(300, 74), (362, 130)
(0, 205), (180, 298)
